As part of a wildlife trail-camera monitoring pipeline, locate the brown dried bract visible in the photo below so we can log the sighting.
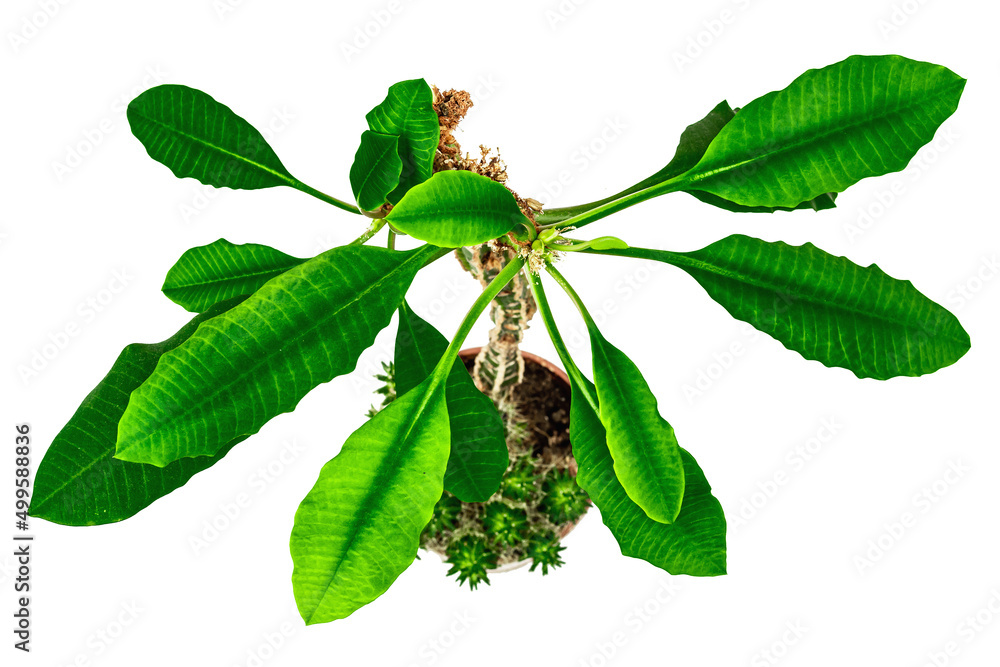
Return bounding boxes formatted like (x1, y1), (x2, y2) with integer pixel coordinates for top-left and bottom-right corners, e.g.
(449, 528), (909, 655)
(431, 85), (537, 226)
(433, 86), (473, 159)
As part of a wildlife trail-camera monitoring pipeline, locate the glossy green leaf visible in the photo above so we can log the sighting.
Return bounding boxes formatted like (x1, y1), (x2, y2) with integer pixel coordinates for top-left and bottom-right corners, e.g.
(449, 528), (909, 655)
(571, 376), (726, 575)
(588, 327), (685, 523)
(628, 100), (837, 213)
(602, 237), (970, 380)
(162, 239), (306, 313)
(534, 100), (835, 227)
(350, 130), (403, 212)
(291, 377), (449, 624)
(128, 84), (298, 190)
(394, 302), (508, 502)
(673, 55), (966, 208)
(365, 79), (438, 203)
(115, 244), (443, 466)
(387, 171), (526, 247)
(31, 299), (248, 526)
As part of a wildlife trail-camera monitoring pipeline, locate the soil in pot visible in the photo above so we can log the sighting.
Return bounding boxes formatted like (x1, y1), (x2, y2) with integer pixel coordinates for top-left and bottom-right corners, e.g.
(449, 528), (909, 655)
(418, 348), (590, 589)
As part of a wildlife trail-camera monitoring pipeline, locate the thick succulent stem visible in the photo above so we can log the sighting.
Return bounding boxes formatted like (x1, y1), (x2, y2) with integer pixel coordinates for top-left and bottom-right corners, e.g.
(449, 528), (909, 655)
(432, 83), (538, 401)
(458, 243), (537, 400)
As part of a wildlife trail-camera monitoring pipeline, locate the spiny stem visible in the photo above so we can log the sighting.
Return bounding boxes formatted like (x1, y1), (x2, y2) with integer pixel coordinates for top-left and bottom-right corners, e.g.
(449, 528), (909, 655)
(429, 256), (527, 395)
(291, 179), (361, 214)
(459, 245), (536, 398)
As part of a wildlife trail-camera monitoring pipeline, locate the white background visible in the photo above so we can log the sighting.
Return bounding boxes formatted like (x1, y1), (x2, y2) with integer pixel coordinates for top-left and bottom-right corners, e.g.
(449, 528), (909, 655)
(3, 0), (999, 665)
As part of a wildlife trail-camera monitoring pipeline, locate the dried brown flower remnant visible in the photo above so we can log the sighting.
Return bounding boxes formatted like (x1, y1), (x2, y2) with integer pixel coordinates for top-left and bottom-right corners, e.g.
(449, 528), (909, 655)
(431, 85), (537, 225)
(433, 86), (474, 159)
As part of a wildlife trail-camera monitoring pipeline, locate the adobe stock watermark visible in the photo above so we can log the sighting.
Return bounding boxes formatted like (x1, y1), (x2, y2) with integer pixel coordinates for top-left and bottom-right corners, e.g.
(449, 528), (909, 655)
(531, 117), (629, 209)
(406, 610), (475, 667)
(730, 417), (843, 533)
(51, 65), (169, 183)
(560, 260), (664, 357)
(7, 0), (72, 54)
(543, 0), (591, 30)
(213, 0), (252, 21)
(188, 438), (305, 556)
(16, 269), (134, 386)
(681, 288), (800, 405)
(842, 127), (958, 244)
(877, 0), (931, 40)
(750, 620), (808, 667)
(914, 588), (1000, 667)
(339, 0), (412, 63)
(178, 106), (295, 224)
(576, 579), (682, 667)
(680, 321), (764, 405)
(853, 459), (970, 575)
(231, 618), (297, 667)
(671, 0), (754, 73)
(55, 601), (144, 666)
(944, 254), (999, 313)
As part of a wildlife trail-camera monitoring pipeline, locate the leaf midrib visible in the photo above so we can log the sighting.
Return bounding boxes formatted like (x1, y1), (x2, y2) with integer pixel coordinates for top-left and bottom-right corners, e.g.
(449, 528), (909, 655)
(636, 247), (966, 347)
(356, 142), (398, 204)
(166, 263), (299, 294)
(592, 340), (682, 519)
(575, 383), (718, 562)
(369, 84), (435, 180)
(132, 110), (295, 187)
(676, 77), (964, 191)
(120, 246), (433, 457)
(391, 202), (521, 225)
(304, 392), (439, 623)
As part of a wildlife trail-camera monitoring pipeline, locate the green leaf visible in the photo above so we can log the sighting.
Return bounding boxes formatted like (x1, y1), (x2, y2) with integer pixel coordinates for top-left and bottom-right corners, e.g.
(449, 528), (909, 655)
(128, 84), (298, 190)
(394, 302), (508, 502)
(162, 239), (307, 313)
(365, 79), (439, 203)
(673, 55), (966, 208)
(588, 327), (685, 524)
(630, 100), (837, 213)
(386, 171), (525, 247)
(115, 244), (443, 466)
(571, 376), (726, 576)
(603, 237), (970, 380)
(350, 130), (403, 212)
(291, 376), (450, 624)
(30, 299), (248, 526)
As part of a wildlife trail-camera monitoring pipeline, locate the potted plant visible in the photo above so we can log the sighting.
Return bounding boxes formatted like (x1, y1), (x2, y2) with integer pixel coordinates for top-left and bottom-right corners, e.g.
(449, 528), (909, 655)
(30, 54), (969, 625)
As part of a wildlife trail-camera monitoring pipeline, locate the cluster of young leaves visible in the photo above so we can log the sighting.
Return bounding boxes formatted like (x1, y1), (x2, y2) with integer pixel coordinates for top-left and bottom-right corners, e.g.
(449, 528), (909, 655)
(29, 55), (969, 627)
(431, 451), (587, 587)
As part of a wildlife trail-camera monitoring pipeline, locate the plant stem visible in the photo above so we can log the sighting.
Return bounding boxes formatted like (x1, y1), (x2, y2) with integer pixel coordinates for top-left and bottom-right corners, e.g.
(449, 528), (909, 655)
(526, 270), (600, 416)
(536, 177), (686, 231)
(291, 179), (361, 215)
(387, 230), (396, 251)
(544, 263), (598, 331)
(458, 244), (536, 398)
(428, 256), (527, 393)
(348, 218), (387, 246)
